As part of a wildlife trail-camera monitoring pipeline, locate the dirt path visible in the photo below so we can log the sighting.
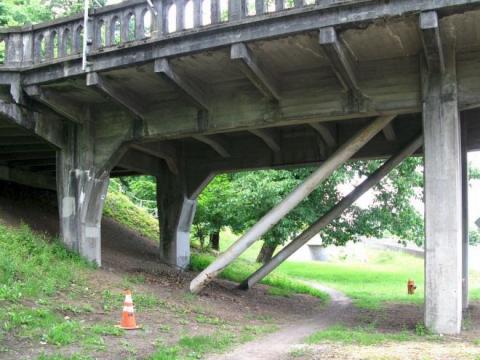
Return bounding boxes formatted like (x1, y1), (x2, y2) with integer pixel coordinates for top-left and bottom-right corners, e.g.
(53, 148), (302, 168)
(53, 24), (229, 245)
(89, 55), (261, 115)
(208, 282), (352, 360)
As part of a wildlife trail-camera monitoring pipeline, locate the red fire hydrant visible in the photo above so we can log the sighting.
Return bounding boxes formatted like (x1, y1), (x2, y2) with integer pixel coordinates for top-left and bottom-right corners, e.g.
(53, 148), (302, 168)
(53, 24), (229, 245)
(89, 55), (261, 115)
(407, 279), (417, 295)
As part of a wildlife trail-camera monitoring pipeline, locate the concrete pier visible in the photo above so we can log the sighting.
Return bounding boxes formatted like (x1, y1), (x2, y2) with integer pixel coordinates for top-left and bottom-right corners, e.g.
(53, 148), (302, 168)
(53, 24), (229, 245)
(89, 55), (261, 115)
(422, 19), (463, 334)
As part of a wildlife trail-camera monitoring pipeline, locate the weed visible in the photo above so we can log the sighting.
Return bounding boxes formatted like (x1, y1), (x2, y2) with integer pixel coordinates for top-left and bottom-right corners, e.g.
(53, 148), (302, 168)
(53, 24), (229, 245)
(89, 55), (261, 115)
(122, 274), (146, 287)
(415, 323), (429, 336)
(289, 346), (311, 358)
(149, 346), (180, 360)
(38, 354), (94, 360)
(195, 314), (225, 325)
(90, 324), (124, 336)
(307, 324), (415, 345)
(158, 324), (171, 333)
(239, 324), (278, 342)
(120, 339), (138, 356)
(179, 332), (236, 356)
(46, 320), (83, 346)
(56, 303), (94, 315)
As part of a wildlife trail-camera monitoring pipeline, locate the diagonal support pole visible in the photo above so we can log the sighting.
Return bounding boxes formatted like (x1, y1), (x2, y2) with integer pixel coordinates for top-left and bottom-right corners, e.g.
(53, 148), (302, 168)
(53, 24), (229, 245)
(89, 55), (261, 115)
(189, 115), (396, 294)
(239, 135), (423, 290)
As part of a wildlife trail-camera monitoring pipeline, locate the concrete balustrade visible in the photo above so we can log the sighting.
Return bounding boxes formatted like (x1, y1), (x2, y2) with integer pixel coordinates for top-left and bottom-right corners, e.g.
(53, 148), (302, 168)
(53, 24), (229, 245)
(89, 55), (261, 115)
(0, 0), (331, 67)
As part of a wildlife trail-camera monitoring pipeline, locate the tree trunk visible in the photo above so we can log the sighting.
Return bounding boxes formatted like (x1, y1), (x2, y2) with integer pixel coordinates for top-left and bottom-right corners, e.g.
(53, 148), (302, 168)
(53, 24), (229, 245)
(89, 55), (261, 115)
(210, 232), (220, 251)
(256, 242), (277, 263)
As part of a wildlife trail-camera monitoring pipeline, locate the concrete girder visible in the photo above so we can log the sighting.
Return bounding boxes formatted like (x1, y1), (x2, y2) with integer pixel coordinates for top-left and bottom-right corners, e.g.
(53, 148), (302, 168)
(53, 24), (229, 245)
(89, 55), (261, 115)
(130, 142), (179, 175)
(249, 128), (281, 162)
(192, 134), (231, 158)
(154, 58), (210, 112)
(86, 72), (147, 120)
(240, 135), (423, 290)
(118, 149), (163, 177)
(0, 165), (56, 191)
(24, 85), (85, 124)
(309, 123), (337, 148)
(190, 115), (395, 294)
(420, 11), (445, 74)
(319, 27), (367, 108)
(231, 43), (281, 102)
(0, 102), (65, 149)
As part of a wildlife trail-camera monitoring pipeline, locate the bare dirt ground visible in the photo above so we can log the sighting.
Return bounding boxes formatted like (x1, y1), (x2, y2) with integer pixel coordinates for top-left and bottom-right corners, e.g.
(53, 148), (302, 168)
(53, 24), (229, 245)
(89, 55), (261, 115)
(1, 183), (480, 359)
(208, 282), (352, 360)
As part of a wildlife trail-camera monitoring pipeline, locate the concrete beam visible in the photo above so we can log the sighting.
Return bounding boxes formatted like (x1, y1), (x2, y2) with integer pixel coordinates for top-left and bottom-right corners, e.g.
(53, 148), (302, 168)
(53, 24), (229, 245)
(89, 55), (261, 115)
(420, 11), (445, 74)
(309, 123), (337, 148)
(0, 102), (64, 149)
(231, 43), (280, 102)
(0, 152), (56, 162)
(192, 134), (231, 158)
(154, 58), (210, 111)
(249, 128), (281, 154)
(0, 165), (56, 191)
(118, 149), (162, 177)
(319, 27), (364, 101)
(86, 72), (146, 120)
(24, 85), (84, 124)
(131, 142), (178, 174)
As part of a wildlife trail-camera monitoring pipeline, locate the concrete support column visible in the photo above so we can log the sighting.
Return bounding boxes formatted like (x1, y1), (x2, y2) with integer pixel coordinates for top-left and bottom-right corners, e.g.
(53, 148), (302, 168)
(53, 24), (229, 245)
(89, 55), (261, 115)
(156, 167), (198, 270)
(56, 122), (110, 266)
(422, 45), (463, 334)
(461, 114), (469, 310)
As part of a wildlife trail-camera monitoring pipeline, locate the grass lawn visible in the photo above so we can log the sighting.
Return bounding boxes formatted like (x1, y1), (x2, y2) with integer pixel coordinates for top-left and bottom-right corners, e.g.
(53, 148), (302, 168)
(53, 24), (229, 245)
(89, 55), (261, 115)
(217, 233), (480, 309)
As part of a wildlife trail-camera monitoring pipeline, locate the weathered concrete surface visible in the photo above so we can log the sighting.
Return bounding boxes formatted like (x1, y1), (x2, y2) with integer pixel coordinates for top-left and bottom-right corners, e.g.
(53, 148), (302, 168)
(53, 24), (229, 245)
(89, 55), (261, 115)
(0, 0), (480, 334)
(422, 39), (463, 334)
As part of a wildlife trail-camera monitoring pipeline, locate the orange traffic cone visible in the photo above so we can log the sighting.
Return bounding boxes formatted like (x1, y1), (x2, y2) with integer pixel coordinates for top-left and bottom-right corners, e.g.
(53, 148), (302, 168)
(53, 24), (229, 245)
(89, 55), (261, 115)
(117, 290), (141, 330)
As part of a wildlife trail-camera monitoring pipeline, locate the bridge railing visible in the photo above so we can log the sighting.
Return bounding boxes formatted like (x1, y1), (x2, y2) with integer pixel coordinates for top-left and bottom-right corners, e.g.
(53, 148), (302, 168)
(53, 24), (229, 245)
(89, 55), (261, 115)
(0, 0), (322, 68)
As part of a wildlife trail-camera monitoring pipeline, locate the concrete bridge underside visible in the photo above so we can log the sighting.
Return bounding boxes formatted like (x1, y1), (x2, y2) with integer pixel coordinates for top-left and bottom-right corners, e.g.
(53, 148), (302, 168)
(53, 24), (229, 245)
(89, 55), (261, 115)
(1, 0), (480, 334)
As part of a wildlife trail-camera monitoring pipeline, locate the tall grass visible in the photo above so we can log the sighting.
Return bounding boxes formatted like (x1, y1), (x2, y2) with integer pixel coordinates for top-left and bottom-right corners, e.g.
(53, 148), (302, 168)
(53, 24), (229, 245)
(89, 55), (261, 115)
(0, 224), (89, 302)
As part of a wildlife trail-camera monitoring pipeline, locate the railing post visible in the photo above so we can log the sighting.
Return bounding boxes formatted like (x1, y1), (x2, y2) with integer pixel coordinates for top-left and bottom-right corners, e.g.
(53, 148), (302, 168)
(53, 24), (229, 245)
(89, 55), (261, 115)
(152, 0), (163, 37)
(45, 30), (54, 60)
(275, 0), (284, 11)
(121, 11), (129, 42)
(161, 0), (170, 33)
(4, 32), (30, 67)
(193, 0), (202, 27)
(135, 7), (144, 39)
(176, 0), (186, 32)
(229, 0), (246, 21)
(255, 0), (264, 15)
(211, 0), (220, 24)
(105, 16), (113, 47)
(294, 0), (304, 8)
